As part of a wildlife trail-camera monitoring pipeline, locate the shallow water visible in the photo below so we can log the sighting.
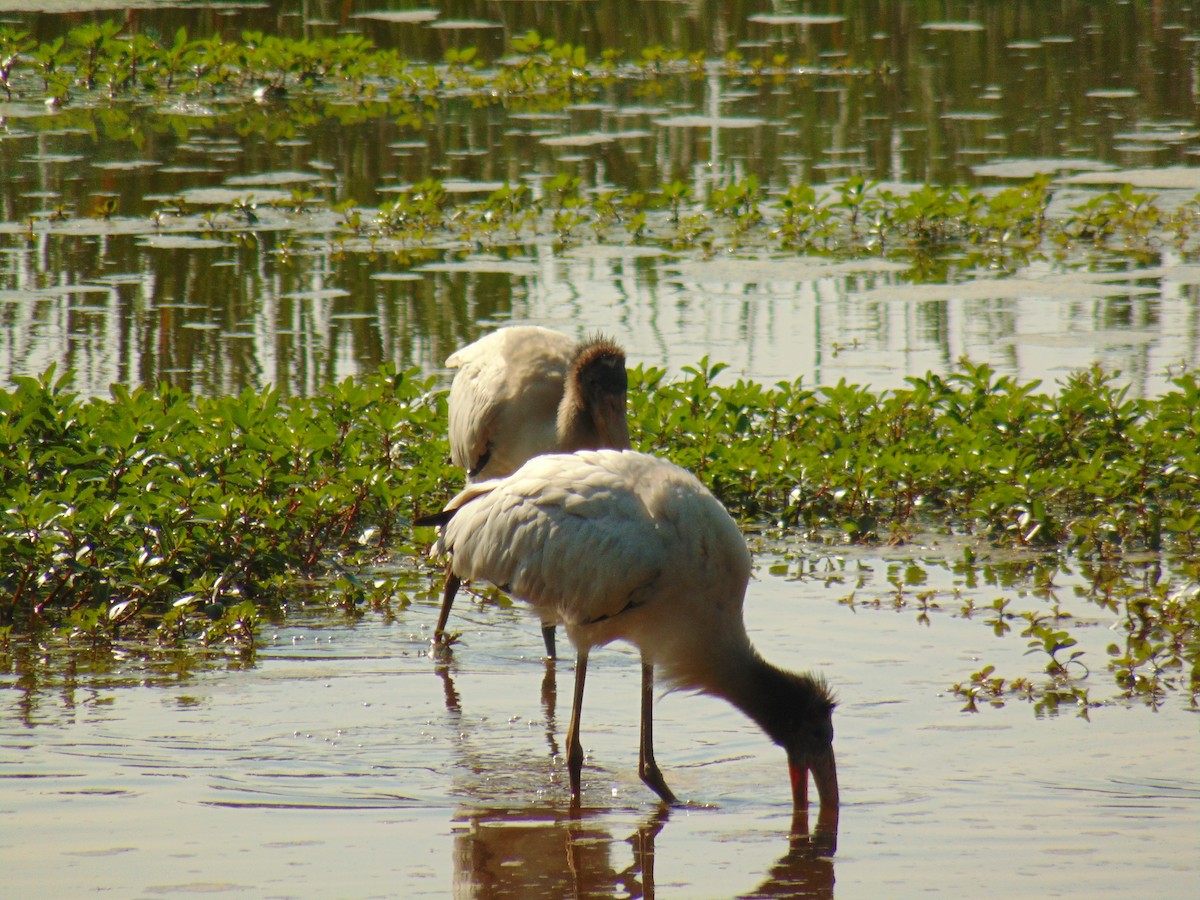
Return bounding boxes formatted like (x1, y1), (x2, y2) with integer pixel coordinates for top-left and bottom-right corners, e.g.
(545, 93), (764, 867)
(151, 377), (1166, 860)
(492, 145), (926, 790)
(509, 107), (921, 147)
(2, 3), (1200, 895)
(4, 554), (1197, 897)
(3, 2), (1200, 396)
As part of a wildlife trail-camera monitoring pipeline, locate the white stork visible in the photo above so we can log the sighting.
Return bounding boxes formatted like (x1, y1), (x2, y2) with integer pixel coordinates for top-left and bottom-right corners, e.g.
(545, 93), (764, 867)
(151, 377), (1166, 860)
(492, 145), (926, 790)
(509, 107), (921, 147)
(419, 449), (838, 818)
(434, 326), (630, 656)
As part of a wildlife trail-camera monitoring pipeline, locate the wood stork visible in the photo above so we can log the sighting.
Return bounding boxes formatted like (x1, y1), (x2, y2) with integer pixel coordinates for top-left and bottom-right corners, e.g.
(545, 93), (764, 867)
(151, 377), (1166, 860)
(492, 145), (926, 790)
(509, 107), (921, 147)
(434, 326), (631, 657)
(419, 449), (838, 817)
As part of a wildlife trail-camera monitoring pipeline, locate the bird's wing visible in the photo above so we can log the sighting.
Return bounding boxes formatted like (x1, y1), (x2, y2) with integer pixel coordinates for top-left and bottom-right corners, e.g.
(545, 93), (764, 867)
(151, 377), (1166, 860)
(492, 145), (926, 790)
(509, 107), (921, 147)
(445, 327), (575, 478)
(438, 452), (668, 626)
(446, 353), (506, 474)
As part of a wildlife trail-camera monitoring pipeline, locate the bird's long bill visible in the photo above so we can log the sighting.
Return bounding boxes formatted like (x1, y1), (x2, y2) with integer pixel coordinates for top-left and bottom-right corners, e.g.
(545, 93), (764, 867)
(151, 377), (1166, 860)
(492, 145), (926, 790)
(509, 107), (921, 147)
(789, 747), (839, 815)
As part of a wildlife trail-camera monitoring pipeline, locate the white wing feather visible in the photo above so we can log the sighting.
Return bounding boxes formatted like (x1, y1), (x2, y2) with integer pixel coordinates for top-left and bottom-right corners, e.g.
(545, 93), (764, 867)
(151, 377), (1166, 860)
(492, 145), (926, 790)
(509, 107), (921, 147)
(446, 327), (577, 480)
(435, 450), (752, 642)
(439, 452), (667, 626)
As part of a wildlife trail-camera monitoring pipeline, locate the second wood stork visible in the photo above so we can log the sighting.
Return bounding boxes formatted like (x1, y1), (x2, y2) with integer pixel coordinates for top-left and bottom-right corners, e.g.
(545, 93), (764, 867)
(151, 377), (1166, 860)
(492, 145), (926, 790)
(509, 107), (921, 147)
(434, 326), (631, 656)
(420, 449), (838, 818)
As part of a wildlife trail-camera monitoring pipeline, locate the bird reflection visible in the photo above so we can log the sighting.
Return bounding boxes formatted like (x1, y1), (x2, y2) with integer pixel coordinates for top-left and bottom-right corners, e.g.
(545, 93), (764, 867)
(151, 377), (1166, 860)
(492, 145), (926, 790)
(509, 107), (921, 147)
(432, 645), (560, 758)
(431, 638), (837, 898)
(540, 660), (560, 758)
(450, 805), (837, 899)
(433, 655), (462, 714)
(741, 810), (837, 899)
(451, 806), (667, 899)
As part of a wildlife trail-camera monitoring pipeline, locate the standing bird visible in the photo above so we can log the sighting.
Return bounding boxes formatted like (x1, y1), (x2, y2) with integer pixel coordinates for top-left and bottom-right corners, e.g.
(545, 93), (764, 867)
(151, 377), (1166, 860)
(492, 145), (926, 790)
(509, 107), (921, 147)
(420, 449), (838, 817)
(434, 326), (631, 656)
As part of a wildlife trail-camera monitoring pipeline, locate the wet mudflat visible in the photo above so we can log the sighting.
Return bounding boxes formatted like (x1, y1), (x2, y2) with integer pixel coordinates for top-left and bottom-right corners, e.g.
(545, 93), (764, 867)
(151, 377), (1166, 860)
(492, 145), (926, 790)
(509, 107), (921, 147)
(4, 552), (1197, 897)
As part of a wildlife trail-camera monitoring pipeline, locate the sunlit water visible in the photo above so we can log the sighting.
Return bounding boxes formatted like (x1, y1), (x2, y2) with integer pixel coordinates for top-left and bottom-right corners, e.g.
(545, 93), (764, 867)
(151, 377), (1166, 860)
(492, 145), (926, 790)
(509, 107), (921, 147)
(2, 2), (1200, 895)
(3, 2), (1200, 396)
(3, 555), (1197, 897)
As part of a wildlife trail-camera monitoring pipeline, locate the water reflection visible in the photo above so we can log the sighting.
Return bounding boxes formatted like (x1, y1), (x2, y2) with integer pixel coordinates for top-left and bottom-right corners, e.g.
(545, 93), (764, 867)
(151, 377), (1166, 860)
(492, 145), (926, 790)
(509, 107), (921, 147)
(3, 553), (1198, 896)
(744, 815), (837, 900)
(433, 648), (563, 767)
(4, 225), (1197, 397)
(451, 805), (837, 899)
(3, 3), (1200, 396)
(435, 655), (464, 714)
(451, 806), (665, 899)
(435, 638), (840, 898)
(1, 639), (249, 729)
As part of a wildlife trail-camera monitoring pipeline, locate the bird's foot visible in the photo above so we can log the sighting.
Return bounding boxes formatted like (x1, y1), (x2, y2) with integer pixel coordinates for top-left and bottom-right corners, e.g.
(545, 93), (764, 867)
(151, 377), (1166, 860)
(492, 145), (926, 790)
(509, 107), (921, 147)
(638, 767), (679, 807)
(429, 630), (462, 658)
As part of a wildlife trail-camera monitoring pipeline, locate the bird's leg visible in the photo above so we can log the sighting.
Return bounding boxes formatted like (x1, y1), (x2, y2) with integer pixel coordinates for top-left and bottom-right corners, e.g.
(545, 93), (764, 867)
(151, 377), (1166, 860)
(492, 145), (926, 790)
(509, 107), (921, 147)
(541, 621), (557, 659)
(638, 660), (677, 805)
(432, 564), (460, 648)
(566, 648), (589, 802)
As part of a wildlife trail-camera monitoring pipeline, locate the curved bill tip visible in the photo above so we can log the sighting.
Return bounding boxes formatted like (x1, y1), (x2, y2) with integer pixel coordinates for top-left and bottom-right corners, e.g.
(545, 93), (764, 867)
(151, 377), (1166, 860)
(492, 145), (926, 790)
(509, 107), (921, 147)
(790, 748), (839, 815)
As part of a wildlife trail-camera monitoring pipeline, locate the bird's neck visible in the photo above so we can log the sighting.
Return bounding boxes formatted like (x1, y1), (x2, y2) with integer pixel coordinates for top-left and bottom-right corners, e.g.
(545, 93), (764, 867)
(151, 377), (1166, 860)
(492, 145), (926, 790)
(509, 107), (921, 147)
(555, 382), (600, 451)
(709, 648), (802, 747)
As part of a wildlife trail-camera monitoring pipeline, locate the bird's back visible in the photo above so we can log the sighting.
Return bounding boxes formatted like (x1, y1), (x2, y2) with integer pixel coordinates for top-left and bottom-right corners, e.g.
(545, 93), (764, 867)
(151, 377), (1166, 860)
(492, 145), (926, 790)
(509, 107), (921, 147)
(435, 450), (753, 687)
(446, 327), (577, 481)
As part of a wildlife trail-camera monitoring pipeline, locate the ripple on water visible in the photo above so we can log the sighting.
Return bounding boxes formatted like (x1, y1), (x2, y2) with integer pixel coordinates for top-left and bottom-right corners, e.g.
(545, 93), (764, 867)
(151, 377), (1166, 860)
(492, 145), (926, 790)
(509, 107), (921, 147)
(2, 567), (1198, 896)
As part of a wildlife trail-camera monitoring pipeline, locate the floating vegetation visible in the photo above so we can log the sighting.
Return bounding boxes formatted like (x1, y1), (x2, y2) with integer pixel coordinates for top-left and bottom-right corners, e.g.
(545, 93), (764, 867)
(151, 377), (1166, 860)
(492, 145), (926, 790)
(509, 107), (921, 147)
(0, 22), (877, 114)
(1, 18), (1197, 715)
(11, 164), (1199, 280)
(4, 21), (1199, 287)
(823, 549), (1198, 717)
(1, 359), (1197, 711)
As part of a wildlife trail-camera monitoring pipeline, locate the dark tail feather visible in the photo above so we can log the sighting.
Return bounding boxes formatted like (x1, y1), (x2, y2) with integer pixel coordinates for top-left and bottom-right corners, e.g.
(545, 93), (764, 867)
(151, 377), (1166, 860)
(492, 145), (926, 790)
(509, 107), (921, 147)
(414, 508), (456, 529)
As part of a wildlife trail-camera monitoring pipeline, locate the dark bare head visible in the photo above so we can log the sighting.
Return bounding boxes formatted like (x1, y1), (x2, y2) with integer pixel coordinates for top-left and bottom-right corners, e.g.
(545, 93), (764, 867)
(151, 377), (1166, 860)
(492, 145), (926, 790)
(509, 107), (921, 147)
(735, 664), (838, 817)
(557, 335), (631, 452)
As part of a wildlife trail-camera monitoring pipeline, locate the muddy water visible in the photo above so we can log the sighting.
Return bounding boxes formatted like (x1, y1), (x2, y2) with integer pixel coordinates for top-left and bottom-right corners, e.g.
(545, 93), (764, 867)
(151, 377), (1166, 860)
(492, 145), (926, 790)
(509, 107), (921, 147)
(4, 555), (1197, 897)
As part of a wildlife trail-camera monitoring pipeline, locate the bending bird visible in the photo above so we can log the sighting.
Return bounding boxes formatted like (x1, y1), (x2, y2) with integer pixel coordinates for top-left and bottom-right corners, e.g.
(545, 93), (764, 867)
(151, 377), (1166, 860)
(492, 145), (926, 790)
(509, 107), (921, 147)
(420, 449), (838, 816)
(434, 326), (631, 656)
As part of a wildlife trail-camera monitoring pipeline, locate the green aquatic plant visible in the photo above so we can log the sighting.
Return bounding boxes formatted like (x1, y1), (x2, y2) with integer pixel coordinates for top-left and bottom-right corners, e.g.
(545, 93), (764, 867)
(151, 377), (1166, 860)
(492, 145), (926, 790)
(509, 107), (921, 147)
(94, 166), (1194, 277)
(659, 181), (692, 225)
(0, 365), (445, 643)
(776, 182), (836, 249)
(0, 26), (34, 99)
(2, 359), (1198, 710)
(11, 15), (1200, 266)
(1064, 184), (1163, 246)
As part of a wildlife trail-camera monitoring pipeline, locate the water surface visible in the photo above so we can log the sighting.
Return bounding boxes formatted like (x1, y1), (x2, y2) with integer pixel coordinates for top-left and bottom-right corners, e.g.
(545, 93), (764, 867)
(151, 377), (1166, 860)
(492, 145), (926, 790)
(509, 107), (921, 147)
(2, 4), (1199, 895)
(4, 553), (1197, 896)
(2, 1), (1200, 395)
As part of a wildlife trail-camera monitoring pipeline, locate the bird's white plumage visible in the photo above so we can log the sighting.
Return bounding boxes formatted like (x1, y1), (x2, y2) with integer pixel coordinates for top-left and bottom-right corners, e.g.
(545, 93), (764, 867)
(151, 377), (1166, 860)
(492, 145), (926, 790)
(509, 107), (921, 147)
(428, 448), (839, 815)
(434, 450), (753, 691)
(446, 326), (577, 481)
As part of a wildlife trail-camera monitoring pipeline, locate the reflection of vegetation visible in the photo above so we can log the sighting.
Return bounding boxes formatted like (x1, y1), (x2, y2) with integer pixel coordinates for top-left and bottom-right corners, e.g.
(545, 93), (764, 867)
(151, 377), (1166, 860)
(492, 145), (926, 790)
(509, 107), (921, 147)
(2, 358), (1198, 711)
